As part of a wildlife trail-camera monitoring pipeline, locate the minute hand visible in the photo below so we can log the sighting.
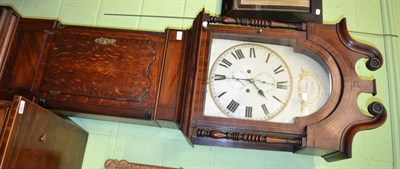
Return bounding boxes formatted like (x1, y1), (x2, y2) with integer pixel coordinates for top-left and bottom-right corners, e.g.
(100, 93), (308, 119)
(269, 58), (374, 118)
(225, 77), (252, 81)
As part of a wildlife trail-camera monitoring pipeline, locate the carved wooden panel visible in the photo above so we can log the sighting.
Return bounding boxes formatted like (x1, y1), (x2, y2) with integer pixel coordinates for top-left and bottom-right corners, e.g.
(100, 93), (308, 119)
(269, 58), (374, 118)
(31, 27), (165, 119)
(39, 33), (156, 101)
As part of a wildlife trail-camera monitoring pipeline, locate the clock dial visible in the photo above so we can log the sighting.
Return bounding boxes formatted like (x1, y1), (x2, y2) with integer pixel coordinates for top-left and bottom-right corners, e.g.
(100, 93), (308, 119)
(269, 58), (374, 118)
(204, 38), (332, 123)
(208, 44), (292, 121)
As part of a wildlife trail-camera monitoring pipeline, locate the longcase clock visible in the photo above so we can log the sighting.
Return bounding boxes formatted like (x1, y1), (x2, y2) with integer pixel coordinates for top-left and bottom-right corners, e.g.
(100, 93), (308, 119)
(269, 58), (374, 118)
(0, 6), (386, 162)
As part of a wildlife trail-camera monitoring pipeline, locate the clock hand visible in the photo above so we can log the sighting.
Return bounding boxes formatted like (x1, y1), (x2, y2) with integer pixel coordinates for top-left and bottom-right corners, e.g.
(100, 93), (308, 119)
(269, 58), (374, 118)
(229, 77), (267, 98)
(227, 75), (248, 87)
(256, 79), (274, 86)
(212, 75), (249, 87)
(257, 89), (267, 99)
(247, 78), (268, 100)
(226, 77), (251, 81)
(224, 75), (268, 99)
(211, 75), (251, 82)
(212, 75), (267, 99)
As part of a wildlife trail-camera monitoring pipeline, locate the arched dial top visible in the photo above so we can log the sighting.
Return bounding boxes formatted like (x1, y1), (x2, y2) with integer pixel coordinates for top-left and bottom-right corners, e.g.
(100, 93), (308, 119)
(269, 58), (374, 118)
(204, 39), (332, 123)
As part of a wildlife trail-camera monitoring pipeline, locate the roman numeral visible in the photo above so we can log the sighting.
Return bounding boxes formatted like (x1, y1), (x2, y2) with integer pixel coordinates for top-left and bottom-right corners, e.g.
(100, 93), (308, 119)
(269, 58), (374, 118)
(261, 104), (269, 115)
(218, 91), (227, 98)
(266, 53), (271, 63)
(227, 100), (240, 112)
(219, 58), (232, 68)
(245, 106), (253, 118)
(213, 74), (226, 81)
(231, 49), (245, 60)
(273, 96), (283, 103)
(274, 65), (284, 74)
(276, 81), (288, 89)
(249, 47), (256, 58)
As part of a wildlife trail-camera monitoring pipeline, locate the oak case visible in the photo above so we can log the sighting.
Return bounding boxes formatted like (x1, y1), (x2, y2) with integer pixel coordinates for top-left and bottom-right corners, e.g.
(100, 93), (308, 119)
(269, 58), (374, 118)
(0, 12), (187, 126)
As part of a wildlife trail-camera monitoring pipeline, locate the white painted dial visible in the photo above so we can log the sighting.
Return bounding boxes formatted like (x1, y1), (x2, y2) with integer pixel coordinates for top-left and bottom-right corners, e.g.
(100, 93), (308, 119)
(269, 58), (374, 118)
(208, 44), (292, 120)
(204, 38), (332, 123)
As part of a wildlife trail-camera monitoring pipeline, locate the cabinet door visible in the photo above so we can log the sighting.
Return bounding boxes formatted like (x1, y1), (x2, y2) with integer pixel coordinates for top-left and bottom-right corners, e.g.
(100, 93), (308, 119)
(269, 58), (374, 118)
(0, 96), (88, 169)
(34, 28), (165, 119)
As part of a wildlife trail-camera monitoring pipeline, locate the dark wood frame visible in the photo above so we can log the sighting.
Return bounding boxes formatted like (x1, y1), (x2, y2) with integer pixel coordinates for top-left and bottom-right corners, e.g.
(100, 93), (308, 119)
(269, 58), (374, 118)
(188, 25), (343, 135)
(221, 0), (322, 23)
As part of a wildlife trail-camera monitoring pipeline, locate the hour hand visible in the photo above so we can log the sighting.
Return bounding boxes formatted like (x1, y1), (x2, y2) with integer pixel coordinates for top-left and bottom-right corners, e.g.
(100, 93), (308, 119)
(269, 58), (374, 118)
(258, 89), (267, 99)
(253, 85), (268, 100)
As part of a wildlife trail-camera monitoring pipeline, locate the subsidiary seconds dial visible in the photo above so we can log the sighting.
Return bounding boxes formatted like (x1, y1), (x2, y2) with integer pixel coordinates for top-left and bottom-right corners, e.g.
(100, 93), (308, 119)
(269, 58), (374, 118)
(209, 44), (292, 121)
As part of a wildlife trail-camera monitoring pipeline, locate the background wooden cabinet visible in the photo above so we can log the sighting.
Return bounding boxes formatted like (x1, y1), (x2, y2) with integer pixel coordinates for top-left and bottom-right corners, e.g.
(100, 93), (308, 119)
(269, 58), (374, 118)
(0, 96), (88, 169)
